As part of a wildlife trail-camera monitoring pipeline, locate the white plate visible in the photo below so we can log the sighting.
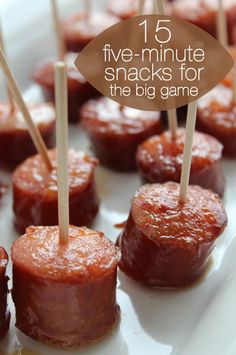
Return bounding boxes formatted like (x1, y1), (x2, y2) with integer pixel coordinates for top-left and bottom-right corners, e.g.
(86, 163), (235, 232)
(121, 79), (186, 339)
(0, 1), (236, 354)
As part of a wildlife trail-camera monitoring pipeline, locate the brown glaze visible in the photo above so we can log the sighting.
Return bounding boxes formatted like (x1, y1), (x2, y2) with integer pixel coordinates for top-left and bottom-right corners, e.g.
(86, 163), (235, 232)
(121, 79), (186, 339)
(11, 226), (121, 349)
(136, 128), (225, 196)
(197, 83), (236, 157)
(170, 0), (236, 45)
(0, 247), (10, 340)
(80, 97), (163, 171)
(62, 12), (119, 52)
(12, 149), (99, 233)
(0, 103), (55, 170)
(118, 182), (227, 288)
(32, 52), (99, 123)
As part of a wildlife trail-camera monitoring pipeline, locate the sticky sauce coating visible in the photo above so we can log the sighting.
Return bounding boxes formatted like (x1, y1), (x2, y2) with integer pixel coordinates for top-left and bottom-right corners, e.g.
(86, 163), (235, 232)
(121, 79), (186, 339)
(81, 97), (162, 135)
(62, 12), (119, 52)
(132, 183), (226, 242)
(197, 84), (236, 156)
(12, 226), (120, 348)
(12, 226), (120, 282)
(81, 97), (162, 171)
(13, 149), (97, 197)
(12, 149), (99, 232)
(136, 128), (225, 196)
(118, 182), (227, 287)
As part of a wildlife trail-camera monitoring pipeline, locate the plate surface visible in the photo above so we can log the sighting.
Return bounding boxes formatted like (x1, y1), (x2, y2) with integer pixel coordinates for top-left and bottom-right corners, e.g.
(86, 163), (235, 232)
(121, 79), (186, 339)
(0, 1), (236, 354)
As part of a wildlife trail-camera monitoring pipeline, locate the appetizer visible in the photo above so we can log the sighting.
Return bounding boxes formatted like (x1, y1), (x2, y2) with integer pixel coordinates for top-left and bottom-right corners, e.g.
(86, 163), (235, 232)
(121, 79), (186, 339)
(80, 97), (163, 171)
(118, 182), (227, 287)
(12, 225), (120, 348)
(12, 149), (99, 233)
(32, 52), (99, 123)
(0, 103), (55, 169)
(197, 83), (236, 157)
(136, 128), (225, 196)
(62, 11), (119, 52)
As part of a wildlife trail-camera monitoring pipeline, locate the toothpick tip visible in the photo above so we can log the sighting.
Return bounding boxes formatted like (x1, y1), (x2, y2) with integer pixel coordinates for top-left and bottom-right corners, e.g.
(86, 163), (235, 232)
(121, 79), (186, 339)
(55, 61), (66, 69)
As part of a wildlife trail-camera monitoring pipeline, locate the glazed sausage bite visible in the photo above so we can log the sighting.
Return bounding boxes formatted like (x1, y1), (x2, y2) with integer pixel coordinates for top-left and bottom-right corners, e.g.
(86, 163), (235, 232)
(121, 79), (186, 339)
(12, 149), (99, 233)
(0, 247), (10, 340)
(197, 83), (236, 157)
(136, 128), (225, 197)
(118, 182), (227, 288)
(12, 225), (120, 348)
(32, 52), (98, 123)
(0, 103), (55, 170)
(170, 0), (236, 45)
(80, 97), (163, 171)
(62, 12), (119, 52)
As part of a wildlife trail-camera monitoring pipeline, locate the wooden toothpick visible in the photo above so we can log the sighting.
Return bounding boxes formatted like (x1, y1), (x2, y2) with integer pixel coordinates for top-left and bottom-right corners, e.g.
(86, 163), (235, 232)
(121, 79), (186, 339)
(217, 0), (228, 48)
(138, 0), (146, 15)
(153, 0), (158, 14)
(51, 0), (65, 60)
(179, 101), (198, 203)
(156, 0), (165, 14)
(55, 62), (69, 245)
(154, 0), (178, 139)
(84, 0), (91, 14)
(216, 1), (236, 104)
(0, 20), (14, 112)
(0, 48), (52, 171)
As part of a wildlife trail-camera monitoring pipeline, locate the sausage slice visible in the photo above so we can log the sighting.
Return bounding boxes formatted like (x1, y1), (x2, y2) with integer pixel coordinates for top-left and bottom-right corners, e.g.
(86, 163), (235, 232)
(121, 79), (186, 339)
(32, 52), (98, 123)
(12, 225), (120, 348)
(0, 103), (55, 170)
(62, 12), (119, 52)
(12, 149), (99, 233)
(136, 128), (225, 196)
(197, 83), (236, 157)
(80, 97), (163, 171)
(118, 182), (227, 287)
